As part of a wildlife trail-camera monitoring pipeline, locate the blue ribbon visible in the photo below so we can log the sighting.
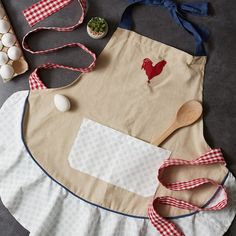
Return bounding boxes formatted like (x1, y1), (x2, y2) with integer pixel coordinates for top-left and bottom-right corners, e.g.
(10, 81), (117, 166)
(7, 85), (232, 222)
(119, 0), (209, 56)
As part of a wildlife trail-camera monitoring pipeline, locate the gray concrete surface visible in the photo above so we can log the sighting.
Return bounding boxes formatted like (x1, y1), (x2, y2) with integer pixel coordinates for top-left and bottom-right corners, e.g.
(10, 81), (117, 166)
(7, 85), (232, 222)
(0, 0), (235, 235)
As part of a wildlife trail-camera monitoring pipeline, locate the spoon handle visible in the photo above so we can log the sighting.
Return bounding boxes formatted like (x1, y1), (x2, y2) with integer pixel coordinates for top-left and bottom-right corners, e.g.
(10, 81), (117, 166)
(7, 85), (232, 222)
(151, 123), (179, 146)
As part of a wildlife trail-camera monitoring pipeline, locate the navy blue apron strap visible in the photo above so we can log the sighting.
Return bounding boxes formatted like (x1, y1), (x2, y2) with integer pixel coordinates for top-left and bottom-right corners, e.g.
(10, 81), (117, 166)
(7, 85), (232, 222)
(119, 0), (209, 56)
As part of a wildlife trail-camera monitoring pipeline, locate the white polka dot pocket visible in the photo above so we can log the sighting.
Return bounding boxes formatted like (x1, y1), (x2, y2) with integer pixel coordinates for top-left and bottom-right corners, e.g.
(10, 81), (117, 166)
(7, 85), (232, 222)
(68, 118), (171, 197)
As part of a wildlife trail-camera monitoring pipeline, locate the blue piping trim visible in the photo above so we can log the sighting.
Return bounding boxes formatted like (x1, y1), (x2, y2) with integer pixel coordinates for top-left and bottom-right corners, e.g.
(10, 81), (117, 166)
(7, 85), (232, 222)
(20, 91), (229, 220)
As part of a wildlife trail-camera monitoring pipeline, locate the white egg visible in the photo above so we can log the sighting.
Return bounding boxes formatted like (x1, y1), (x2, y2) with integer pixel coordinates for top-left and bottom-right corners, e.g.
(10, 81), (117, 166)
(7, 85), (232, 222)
(8, 46), (21, 61)
(0, 7), (5, 19)
(54, 94), (71, 112)
(0, 64), (14, 80)
(0, 52), (8, 65)
(0, 19), (10, 33)
(1, 33), (16, 47)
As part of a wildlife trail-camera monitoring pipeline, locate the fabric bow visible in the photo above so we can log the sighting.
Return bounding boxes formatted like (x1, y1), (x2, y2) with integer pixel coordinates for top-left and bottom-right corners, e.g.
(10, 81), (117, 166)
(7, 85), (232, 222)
(120, 0), (209, 56)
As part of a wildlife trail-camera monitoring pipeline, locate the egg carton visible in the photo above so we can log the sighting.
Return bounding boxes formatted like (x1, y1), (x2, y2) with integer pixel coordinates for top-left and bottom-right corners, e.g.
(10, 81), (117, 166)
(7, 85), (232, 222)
(0, 2), (28, 82)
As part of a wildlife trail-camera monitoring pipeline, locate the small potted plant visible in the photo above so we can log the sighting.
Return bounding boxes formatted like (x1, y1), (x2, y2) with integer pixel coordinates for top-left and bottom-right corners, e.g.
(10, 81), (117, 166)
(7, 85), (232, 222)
(87, 17), (108, 39)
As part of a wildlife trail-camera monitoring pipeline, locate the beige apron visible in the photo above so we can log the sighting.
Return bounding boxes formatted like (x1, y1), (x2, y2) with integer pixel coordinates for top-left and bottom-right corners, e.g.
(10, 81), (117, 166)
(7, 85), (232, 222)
(22, 2), (227, 218)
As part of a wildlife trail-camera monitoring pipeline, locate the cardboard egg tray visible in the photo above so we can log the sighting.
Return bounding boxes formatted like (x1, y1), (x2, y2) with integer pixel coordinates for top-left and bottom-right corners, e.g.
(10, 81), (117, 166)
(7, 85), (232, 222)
(0, 2), (28, 82)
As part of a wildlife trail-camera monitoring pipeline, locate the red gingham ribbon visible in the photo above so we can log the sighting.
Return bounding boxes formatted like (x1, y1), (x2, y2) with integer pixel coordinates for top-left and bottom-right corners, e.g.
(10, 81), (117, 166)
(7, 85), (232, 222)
(22, 0), (96, 90)
(148, 148), (228, 236)
(23, 0), (73, 27)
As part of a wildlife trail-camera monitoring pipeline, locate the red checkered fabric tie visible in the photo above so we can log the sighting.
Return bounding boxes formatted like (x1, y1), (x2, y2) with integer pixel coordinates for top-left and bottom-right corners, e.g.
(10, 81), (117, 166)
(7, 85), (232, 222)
(148, 148), (228, 236)
(22, 0), (96, 90)
(23, 0), (73, 27)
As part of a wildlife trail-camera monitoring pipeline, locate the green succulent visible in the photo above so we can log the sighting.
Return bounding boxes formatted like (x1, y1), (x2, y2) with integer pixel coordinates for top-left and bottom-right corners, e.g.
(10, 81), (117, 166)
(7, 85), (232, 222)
(88, 17), (107, 33)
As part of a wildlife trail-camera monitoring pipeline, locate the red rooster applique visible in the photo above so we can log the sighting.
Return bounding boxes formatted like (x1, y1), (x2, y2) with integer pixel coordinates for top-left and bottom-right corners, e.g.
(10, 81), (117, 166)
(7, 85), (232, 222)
(141, 58), (167, 83)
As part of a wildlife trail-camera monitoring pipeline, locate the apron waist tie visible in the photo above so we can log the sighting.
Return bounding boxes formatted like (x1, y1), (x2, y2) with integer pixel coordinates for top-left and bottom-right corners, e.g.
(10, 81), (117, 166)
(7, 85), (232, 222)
(22, 0), (96, 91)
(148, 148), (228, 236)
(23, 0), (73, 27)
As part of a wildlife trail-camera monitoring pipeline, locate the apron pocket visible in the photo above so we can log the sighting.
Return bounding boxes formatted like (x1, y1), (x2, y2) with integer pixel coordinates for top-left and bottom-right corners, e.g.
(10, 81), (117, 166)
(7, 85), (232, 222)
(68, 118), (171, 197)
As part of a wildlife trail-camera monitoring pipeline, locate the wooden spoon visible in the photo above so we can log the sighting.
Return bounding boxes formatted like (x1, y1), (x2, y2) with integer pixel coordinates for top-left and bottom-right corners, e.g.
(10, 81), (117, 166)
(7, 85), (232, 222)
(151, 100), (202, 146)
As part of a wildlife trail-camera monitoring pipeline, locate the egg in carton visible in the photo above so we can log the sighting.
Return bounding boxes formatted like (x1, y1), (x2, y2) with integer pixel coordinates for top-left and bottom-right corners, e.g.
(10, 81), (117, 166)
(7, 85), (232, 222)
(0, 3), (28, 82)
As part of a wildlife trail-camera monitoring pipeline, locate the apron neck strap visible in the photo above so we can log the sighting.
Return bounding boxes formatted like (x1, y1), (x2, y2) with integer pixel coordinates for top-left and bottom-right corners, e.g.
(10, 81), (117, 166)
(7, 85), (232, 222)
(119, 0), (209, 56)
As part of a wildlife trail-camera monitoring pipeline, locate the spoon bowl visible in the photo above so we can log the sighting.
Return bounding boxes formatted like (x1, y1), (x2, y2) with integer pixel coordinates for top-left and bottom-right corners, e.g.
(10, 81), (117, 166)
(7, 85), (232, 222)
(151, 100), (203, 146)
(175, 100), (202, 128)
